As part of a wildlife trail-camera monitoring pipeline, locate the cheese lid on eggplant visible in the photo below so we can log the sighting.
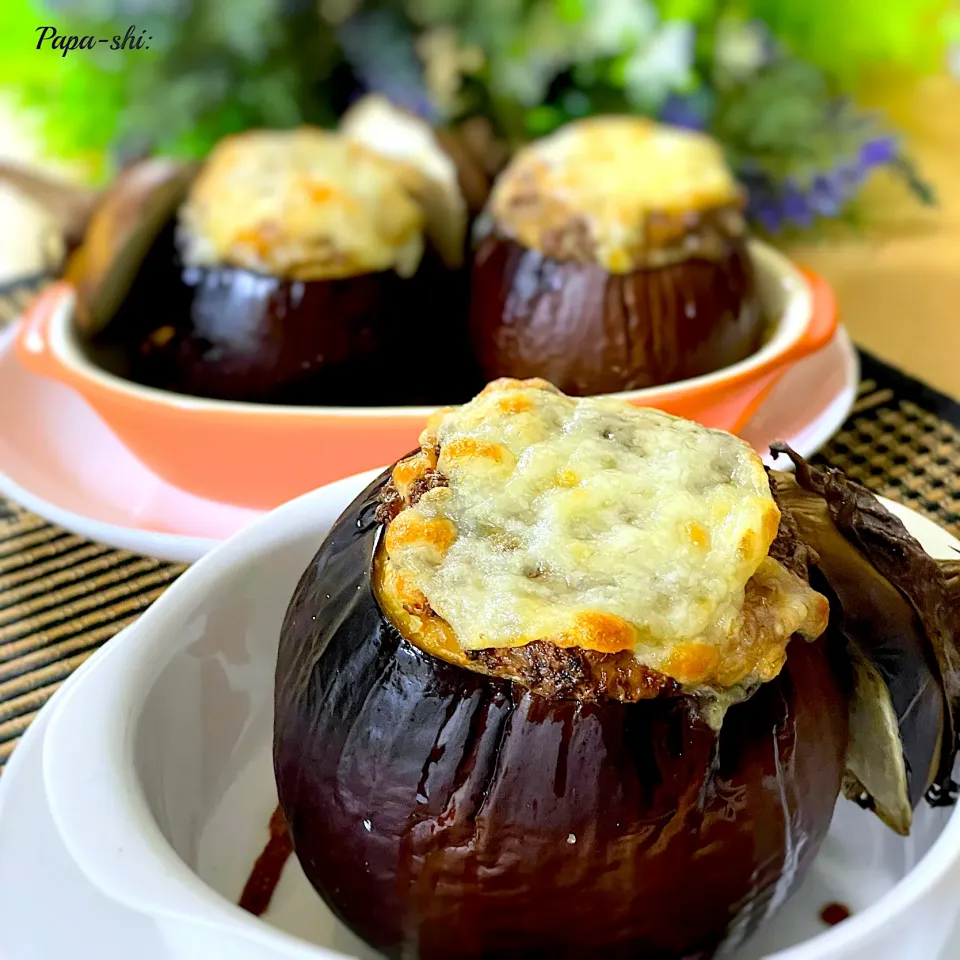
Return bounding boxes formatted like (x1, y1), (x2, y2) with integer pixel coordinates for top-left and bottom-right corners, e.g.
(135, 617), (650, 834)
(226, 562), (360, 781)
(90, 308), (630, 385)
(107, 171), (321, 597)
(176, 127), (427, 281)
(380, 378), (828, 698)
(488, 115), (744, 272)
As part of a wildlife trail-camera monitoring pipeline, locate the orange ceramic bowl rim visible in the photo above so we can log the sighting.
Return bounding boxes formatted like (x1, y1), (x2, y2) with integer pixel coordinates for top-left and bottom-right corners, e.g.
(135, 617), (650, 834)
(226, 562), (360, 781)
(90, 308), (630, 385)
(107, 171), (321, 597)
(16, 239), (836, 431)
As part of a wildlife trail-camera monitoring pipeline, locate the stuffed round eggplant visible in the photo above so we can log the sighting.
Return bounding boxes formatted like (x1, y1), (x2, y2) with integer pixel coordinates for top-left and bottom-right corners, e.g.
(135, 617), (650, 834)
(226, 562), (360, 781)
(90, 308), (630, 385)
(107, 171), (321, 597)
(468, 117), (764, 396)
(80, 119), (474, 406)
(274, 379), (959, 959)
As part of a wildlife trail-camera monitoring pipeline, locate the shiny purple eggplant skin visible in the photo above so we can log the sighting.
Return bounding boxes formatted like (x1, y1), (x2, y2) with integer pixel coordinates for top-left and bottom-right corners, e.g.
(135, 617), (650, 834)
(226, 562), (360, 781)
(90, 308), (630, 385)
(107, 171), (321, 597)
(274, 471), (849, 960)
(90, 224), (478, 407)
(135, 263), (415, 405)
(467, 228), (763, 397)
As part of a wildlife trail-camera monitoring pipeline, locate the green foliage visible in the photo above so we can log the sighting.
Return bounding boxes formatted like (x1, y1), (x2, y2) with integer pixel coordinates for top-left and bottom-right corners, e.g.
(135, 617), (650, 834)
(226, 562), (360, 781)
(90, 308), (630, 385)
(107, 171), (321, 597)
(742, 0), (953, 87)
(0, 0), (343, 179)
(653, 0), (717, 26)
(405, 0), (694, 143)
(0, 0), (127, 178)
(0, 0), (950, 215)
(115, 0), (341, 159)
(713, 60), (835, 178)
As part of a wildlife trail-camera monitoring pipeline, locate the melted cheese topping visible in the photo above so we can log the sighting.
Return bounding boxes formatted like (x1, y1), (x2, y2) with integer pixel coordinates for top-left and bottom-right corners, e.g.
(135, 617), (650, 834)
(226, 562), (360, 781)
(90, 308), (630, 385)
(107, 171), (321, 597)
(382, 379), (828, 694)
(177, 127), (426, 281)
(489, 116), (742, 272)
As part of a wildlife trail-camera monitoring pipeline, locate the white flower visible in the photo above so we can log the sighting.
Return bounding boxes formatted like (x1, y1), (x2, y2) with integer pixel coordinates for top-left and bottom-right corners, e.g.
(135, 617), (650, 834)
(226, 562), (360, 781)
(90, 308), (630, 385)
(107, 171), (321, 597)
(623, 20), (694, 108)
(497, 57), (557, 106)
(488, 1), (576, 105)
(582, 0), (658, 58)
(713, 18), (769, 86)
(417, 25), (485, 114)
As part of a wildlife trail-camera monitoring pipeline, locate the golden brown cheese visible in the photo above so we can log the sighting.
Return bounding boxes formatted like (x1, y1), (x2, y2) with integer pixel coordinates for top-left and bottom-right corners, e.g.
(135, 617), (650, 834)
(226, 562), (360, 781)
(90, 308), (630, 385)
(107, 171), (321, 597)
(489, 116), (743, 273)
(382, 378), (827, 696)
(176, 127), (426, 281)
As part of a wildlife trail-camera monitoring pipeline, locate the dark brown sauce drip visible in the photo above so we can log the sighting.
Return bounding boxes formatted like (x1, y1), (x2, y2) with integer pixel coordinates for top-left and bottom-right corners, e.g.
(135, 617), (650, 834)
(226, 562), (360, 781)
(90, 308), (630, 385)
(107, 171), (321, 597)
(238, 805), (294, 918)
(819, 902), (851, 927)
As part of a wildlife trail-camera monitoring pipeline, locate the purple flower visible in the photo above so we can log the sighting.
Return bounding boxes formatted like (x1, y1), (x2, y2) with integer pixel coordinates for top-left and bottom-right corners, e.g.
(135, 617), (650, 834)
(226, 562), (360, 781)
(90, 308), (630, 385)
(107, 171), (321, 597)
(754, 202), (783, 234)
(836, 161), (866, 193)
(337, 11), (437, 121)
(860, 136), (897, 167)
(780, 180), (813, 228)
(744, 178), (783, 233)
(737, 110), (914, 232)
(807, 174), (842, 217)
(743, 170), (847, 233)
(658, 94), (708, 131)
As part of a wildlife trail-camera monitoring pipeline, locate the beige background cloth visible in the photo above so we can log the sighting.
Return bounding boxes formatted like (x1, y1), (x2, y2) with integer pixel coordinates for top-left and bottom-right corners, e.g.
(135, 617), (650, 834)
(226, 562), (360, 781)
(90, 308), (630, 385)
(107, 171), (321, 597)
(786, 75), (960, 400)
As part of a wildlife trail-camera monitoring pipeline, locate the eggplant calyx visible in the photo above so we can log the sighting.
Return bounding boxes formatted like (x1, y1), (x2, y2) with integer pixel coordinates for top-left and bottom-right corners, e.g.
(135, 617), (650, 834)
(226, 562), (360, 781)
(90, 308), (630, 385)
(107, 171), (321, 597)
(770, 442), (960, 821)
(66, 158), (201, 340)
(926, 557), (960, 807)
(339, 94), (469, 270)
(842, 641), (918, 836)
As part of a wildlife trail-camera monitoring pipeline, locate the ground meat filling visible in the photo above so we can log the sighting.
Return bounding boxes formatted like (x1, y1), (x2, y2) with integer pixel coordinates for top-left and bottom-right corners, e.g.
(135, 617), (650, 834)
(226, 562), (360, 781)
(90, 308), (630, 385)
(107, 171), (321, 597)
(375, 485), (405, 525)
(374, 468), (448, 524)
(467, 641), (680, 702)
(408, 471), (449, 505)
(375, 469), (816, 704)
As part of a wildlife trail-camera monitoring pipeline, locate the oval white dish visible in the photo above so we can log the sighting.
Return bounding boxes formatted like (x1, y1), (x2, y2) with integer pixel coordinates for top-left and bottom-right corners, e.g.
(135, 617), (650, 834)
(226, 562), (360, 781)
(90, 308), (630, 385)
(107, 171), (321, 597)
(41, 472), (960, 960)
(4, 656), (959, 959)
(0, 658), (169, 960)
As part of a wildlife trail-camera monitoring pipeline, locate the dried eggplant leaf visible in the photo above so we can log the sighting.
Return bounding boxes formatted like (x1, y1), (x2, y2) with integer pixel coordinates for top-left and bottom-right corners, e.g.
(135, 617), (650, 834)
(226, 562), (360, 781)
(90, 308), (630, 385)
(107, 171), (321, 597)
(66, 158), (200, 339)
(771, 444), (960, 820)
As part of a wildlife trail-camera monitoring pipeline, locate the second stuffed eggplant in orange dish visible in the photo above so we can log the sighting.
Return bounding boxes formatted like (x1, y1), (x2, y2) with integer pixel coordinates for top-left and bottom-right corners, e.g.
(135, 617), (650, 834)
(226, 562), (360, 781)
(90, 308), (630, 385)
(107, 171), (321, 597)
(81, 123), (471, 406)
(470, 117), (764, 396)
(274, 378), (960, 960)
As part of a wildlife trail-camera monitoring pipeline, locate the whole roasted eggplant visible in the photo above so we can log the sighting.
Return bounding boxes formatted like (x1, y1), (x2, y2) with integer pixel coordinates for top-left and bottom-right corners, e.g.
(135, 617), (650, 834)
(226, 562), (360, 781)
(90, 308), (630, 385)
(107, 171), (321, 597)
(77, 116), (476, 407)
(120, 246), (463, 407)
(273, 380), (960, 960)
(275, 469), (849, 960)
(468, 116), (764, 396)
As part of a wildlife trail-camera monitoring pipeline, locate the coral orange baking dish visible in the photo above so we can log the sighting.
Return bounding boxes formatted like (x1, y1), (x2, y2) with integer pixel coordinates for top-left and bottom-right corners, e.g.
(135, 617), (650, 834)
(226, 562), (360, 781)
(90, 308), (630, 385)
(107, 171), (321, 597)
(16, 240), (836, 510)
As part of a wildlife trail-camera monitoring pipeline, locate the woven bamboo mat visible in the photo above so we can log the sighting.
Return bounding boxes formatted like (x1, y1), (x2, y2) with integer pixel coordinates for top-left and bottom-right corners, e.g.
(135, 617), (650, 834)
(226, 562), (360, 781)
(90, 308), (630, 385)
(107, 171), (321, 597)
(1, 278), (960, 770)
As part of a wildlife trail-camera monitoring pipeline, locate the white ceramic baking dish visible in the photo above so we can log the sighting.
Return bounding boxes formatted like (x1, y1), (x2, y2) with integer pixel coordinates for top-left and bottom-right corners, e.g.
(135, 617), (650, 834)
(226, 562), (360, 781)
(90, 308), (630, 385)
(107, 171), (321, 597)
(40, 471), (960, 960)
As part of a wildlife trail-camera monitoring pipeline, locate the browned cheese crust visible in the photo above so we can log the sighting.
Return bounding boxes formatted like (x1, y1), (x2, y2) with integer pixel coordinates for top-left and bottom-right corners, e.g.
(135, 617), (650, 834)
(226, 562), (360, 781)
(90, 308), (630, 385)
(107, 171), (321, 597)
(487, 115), (747, 272)
(374, 444), (818, 704)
